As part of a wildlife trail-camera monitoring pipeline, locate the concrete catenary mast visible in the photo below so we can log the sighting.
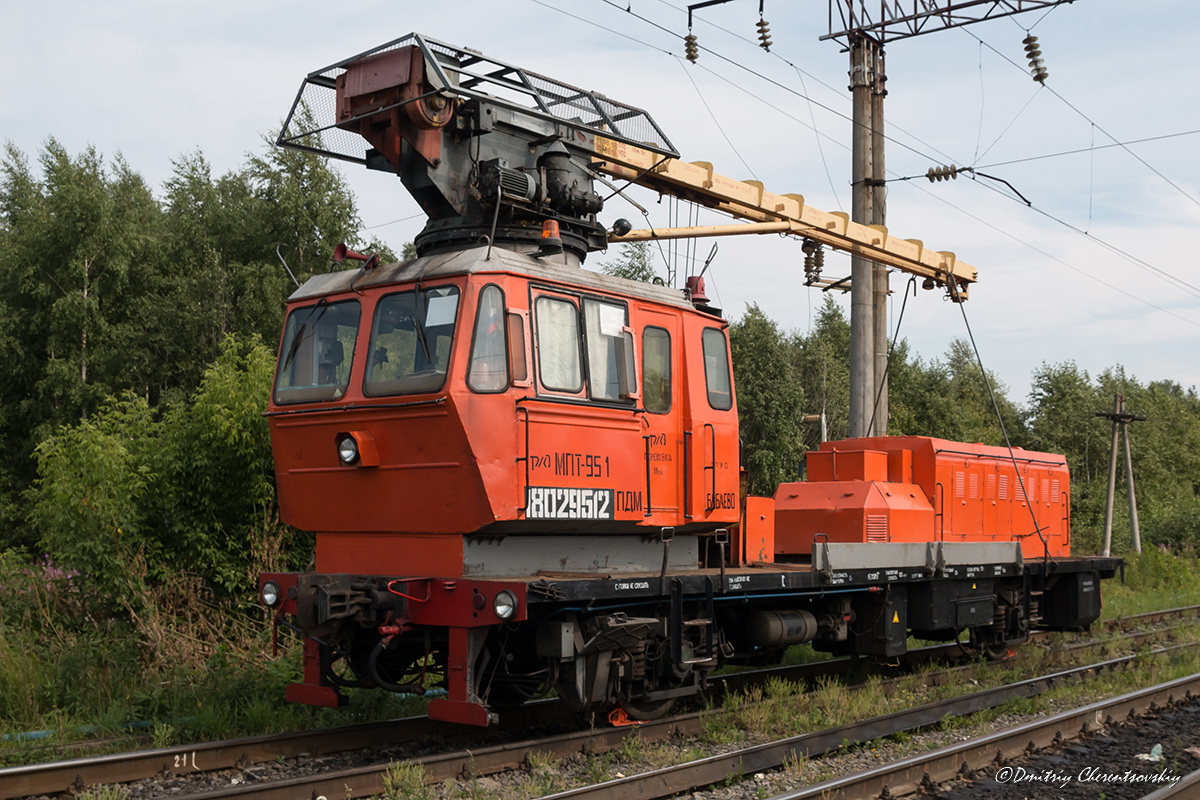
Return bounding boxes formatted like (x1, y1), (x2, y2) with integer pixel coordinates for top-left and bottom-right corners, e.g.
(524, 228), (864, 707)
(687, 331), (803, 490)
(824, 0), (1073, 436)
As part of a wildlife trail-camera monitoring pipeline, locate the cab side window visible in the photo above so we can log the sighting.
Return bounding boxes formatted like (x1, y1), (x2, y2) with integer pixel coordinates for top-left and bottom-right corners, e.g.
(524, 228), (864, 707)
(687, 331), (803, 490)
(533, 293), (636, 403)
(702, 327), (733, 411)
(642, 326), (671, 413)
(468, 285), (508, 393)
(536, 296), (583, 393)
(583, 298), (634, 402)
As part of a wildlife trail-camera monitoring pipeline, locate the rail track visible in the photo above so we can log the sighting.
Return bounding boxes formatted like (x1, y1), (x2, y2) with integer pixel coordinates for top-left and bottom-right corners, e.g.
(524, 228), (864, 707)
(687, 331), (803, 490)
(537, 641), (1200, 800)
(763, 669), (1200, 800)
(3, 605), (1195, 800)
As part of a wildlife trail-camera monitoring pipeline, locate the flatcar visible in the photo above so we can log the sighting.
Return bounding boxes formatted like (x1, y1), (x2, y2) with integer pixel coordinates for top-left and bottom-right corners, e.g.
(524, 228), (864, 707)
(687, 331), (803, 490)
(257, 35), (1120, 726)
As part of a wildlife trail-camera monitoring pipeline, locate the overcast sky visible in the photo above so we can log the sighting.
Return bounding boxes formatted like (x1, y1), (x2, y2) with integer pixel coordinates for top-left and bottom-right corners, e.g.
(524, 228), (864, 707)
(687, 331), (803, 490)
(4, 1), (1198, 407)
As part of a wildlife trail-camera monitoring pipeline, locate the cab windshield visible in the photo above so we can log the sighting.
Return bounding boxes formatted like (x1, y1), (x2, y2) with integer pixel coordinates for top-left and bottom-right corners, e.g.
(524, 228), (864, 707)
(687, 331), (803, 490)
(364, 285), (460, 396)
(274, 299), (361, 405)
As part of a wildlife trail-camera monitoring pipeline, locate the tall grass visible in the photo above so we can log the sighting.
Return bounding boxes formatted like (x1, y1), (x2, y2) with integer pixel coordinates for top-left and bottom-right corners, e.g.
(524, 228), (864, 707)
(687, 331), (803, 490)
(0, 551), (418, 765)
(1, 548), (1196, 763)
(1100, 548), (1200, 619)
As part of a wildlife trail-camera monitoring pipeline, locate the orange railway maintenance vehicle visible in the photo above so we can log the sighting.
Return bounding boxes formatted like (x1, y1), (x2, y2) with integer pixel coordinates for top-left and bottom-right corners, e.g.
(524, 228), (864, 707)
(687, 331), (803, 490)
(258, 34), (1120, 726)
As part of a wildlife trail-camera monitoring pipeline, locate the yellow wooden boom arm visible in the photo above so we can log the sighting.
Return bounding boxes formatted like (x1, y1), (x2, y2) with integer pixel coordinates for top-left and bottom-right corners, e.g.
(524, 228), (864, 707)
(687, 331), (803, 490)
(592, 135), (976, 296)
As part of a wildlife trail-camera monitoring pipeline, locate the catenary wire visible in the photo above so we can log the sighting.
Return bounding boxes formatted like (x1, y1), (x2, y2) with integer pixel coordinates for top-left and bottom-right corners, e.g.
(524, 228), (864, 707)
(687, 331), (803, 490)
(967, 30), (1200, 210)
(595, 0), (960, 167)
(949, 278), (1051, 552)
(867, 276), (917, 436)
(675, 55), (759, 180)
(967, 129), (1200, 173)
(546, 2), (1200, 325)
(918, 175), (1200, 326)
(654, 2), (1200, 306)
(653, 0), (847, 206)
(973, 40), (987, 165)
(361, 212), (425, 231)
(649, 5), (1200, 314)
(951, 162), (1200, 301)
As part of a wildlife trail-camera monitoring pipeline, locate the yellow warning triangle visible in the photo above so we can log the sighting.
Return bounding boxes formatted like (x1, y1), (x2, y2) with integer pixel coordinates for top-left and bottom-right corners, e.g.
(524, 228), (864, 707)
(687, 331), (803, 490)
(892, 611), (900, 623)
(972, 583), (977, 589)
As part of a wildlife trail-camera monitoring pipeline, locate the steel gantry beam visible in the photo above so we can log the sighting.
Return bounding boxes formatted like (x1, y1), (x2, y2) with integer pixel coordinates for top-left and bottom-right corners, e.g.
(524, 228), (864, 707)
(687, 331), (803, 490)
(825, 1), (1075, 45)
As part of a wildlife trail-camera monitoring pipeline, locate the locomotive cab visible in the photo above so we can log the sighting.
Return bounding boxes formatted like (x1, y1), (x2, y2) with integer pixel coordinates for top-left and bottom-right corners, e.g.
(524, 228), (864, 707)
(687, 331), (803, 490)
(268, 245), (741, 561)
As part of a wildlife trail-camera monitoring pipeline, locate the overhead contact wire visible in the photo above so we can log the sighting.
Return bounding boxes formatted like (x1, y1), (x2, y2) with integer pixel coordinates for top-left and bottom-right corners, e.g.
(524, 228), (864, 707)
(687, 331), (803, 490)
(948, 280), (1051, 556)
(563, 2), (1199, 322)
(675, 54), (759, 180)
(967, 31), (1200, 210)
(596, 0), (958, 166)
(867, 277), (916, 436)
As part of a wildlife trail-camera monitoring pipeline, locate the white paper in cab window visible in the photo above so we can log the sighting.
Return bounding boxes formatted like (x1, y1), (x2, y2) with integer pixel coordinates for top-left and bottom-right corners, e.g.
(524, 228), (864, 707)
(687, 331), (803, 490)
(425, 293), (458, 327)
(598, 303), (624, 337)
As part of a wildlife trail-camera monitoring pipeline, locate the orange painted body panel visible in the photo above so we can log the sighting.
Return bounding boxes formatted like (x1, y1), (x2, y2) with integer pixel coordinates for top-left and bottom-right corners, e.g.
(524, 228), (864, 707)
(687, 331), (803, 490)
(268, 250), (741, 579)
(316, 532), (464, 576)
(737, 495), (775, 564)
(774, 436), (1071, 559)
(774, 480), (936, 554)
(271, 397), (497, 535)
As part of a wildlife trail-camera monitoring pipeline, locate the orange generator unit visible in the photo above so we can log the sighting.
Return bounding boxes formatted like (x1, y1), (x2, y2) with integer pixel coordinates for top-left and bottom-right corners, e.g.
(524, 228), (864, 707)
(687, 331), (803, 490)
(774, 437), (1071, 559)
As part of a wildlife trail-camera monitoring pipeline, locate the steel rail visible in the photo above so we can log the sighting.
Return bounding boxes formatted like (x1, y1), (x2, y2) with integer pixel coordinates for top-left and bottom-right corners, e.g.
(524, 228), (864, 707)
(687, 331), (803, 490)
(0, 717), (443, 800)
(0, 636), (967, 799)
(1142, 765), (1200, 800)
(146, 641), (1200, 800)
(3, 604), (1194, 799)
(535, 642), (1199, 800)
(766, 672), (1200, 800)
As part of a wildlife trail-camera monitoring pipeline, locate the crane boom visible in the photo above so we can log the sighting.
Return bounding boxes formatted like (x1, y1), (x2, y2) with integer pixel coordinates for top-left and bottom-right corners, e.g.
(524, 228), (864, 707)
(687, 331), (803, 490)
(592, 135), (976, 297)
(276, 33), (976, 297)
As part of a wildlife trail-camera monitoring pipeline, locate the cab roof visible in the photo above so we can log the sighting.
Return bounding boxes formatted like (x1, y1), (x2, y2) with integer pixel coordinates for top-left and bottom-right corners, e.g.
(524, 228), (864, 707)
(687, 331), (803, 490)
(289, 244), (697, 311)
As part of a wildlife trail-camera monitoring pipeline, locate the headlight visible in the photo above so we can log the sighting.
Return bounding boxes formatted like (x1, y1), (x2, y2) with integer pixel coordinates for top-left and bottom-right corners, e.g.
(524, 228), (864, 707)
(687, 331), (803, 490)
(261, 581), (280, 607)
(337, 435), (359, 465)
(493, 590), (517, 620)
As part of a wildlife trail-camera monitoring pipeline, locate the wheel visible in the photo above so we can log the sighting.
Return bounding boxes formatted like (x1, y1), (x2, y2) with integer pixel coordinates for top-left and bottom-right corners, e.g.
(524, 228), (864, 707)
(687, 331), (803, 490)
(616, 696), (676, 721)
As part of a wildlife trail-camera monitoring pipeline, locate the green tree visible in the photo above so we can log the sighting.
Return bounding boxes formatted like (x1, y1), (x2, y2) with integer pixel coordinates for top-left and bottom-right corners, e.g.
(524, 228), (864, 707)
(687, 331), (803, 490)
(244, 111), (362, 280)
(0, 141), (165, 544)
(150, 336), (291, 593)
(598, 240), (658, 283)
(794, 296), (851, 443)
(1026, 361), (1106, 480)
(28, 395), (159, 604)
(29, 336), (293, 599)
(897, 339), (1025, 446)
(1095, 369), (1200, 551)
(1022, 362), (1200, 553)
(0, 134), (372, 550)
(729, 304), (805, 494)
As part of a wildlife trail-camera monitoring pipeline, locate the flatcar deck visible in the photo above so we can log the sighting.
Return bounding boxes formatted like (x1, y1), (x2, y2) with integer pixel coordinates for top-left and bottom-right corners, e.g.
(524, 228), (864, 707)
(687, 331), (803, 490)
(503, 545), (1122, 605)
